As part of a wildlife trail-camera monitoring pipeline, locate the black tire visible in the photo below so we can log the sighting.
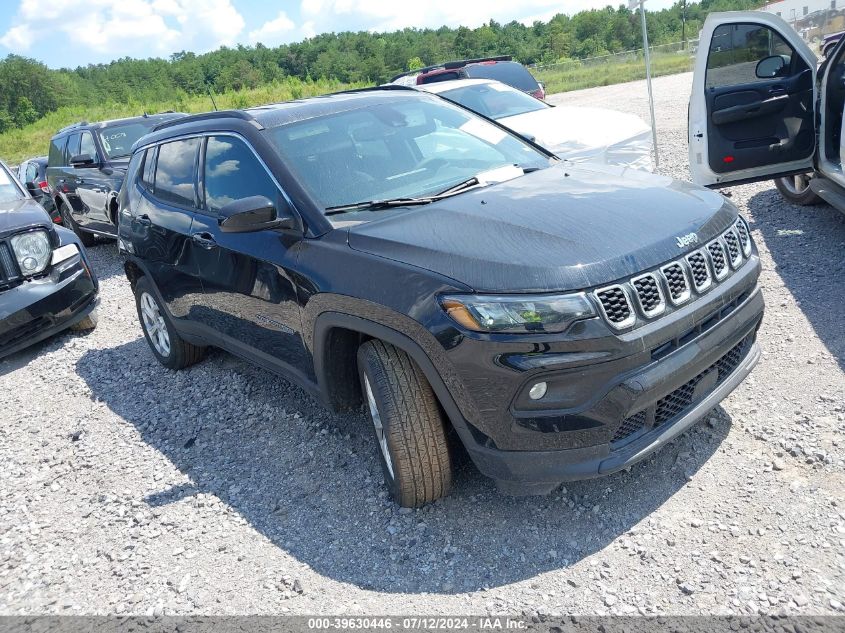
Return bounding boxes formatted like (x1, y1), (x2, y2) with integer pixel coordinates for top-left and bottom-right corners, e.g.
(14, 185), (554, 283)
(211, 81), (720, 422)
(357, 339), (452, 507)
(774, 173), (823, 206)
(134, 276), (205, 370)
(59, 201), (97, 247)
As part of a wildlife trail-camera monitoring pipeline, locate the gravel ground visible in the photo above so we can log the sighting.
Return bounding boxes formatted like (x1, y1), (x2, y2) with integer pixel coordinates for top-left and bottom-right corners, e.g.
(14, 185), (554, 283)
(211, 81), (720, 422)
(1, 72), (844, 617)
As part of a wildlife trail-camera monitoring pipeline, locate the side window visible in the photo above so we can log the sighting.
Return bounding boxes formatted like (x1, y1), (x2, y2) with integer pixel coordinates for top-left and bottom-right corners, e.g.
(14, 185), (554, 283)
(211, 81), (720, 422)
(706, 23), (798, 88)
(79, 132), (97, 161)
(202, 136), (279, 215)
(48, 137), (65, 167)
(154, 138), (200, 207)
(65, 133), (81, 163)
(26, 163), (38, 183)
(141, 148), (156, 191)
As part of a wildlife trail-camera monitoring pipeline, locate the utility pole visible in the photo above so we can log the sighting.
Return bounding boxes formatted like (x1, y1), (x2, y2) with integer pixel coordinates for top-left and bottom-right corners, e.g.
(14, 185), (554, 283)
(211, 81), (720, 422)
(682, 0), (687, 49)
(629, 0), (659, 168)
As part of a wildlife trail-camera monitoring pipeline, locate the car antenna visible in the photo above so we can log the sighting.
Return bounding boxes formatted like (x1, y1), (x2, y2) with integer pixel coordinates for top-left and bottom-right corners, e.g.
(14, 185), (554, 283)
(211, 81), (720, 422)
(206, 82), (218, 111)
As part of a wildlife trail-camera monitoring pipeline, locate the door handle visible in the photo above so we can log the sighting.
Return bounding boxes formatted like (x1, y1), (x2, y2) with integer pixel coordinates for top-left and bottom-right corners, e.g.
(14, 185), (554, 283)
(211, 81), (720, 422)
(77, 179), (85, 184)
(136, 214), (152, 226)
(768, 86), (787, 96)
(191, 232), (217, 249)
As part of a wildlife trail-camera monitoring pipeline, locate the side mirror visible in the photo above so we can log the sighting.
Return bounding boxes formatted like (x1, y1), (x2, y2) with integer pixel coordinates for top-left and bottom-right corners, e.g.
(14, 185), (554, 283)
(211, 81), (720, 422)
(756, 55), (788, 79)
(70, 153), (95, 167)
(218, 195), (299, 233)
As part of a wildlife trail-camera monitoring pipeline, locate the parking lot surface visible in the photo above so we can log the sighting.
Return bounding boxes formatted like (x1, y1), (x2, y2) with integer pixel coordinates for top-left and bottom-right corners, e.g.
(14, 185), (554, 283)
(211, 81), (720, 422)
(1, 72), (844, 616)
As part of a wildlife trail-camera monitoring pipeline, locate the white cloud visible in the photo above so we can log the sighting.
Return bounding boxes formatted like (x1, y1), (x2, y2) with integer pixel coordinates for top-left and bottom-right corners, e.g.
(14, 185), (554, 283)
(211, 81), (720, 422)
(0, 0), (245, 62)
(248, 10), (296, 45)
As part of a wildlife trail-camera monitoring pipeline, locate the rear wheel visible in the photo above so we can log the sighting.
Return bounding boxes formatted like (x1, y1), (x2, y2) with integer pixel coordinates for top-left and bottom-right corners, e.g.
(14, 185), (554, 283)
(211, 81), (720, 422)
(357, 339), (452, 507)
(134, 276), (205, 370)
(774, 173), (823, 206)
(59, 201), (97, 247)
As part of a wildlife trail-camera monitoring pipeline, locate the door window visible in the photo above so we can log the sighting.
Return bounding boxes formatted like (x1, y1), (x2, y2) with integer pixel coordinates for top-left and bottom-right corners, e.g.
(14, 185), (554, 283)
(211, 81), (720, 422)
(706, 23), (796, 88)
(25, 162), (38, 184)
(154, 138), (199, 207)
(202, 136), (279, 215)
(48, 137), (66, 166)
(65, 133), (81, 163)
(79, 132), (97, 161)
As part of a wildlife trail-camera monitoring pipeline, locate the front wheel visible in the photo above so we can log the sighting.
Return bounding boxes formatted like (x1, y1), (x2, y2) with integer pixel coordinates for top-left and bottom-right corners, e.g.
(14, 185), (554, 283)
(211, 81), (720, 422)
(774, 173), (823, 206)
(134, 276), (205, 370)
(357, 339), (452, 507)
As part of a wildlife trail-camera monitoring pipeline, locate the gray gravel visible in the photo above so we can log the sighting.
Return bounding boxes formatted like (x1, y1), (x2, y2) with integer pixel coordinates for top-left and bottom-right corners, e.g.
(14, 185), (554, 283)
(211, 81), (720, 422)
(1, 72), (844, 616)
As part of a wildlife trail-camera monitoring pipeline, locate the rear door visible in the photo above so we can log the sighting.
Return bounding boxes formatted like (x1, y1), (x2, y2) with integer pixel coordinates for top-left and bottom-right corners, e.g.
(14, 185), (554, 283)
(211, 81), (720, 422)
(689, 12), (817, 187)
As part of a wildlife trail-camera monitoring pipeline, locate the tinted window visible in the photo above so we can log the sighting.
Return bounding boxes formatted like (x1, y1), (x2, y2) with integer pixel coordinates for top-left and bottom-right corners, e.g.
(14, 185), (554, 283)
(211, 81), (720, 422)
(707, 23), (797, 88)
(203, 136), (279, 215)
(48, 137), (66, 166)
(440, 83), (547, 119)
(464, 62), (539, 92)
(154, 139), (199, 207)
(25, 162), (38, 183)
(65, 133), (81, 162)
(140, 148), (156, 191)
(80, 132), (97, 160)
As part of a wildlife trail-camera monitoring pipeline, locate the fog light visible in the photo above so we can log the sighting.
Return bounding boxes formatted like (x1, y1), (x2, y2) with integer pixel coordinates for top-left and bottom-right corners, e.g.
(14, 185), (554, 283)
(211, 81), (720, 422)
(22, 256), (38, 272)
(529, 381), (548, 400)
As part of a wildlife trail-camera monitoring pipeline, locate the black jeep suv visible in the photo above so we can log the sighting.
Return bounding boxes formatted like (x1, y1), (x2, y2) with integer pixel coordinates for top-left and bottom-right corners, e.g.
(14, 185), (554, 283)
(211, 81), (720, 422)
(118, 87), (764, 507)
(46, 113), (185, 246)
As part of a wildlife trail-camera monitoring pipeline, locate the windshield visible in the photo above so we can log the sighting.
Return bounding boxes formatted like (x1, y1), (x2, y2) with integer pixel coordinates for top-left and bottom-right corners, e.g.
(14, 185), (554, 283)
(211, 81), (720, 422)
(265, 95), (551, 211)
(98, 121), (158, 159)
(0, 163), (24, 204)
(440, 83), (547, 120)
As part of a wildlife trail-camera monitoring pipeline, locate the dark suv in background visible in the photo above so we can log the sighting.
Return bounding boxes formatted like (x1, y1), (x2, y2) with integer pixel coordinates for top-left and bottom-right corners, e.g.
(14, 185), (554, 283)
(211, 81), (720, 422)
(16, 156), (59, 223)
(391, 56), (546, 100)
(46, 112), (185, 246)
(119, 87), (763, 507)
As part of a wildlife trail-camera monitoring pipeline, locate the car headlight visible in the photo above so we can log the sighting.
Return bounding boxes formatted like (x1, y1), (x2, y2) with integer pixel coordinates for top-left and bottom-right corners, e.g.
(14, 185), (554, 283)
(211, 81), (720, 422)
(440, 293), (595, 333)
(10, 230), (51, 276)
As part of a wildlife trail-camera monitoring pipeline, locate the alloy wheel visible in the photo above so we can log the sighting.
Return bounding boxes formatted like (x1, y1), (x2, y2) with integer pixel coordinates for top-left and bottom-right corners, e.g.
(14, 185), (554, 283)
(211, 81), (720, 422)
(140, 292), (171, 357)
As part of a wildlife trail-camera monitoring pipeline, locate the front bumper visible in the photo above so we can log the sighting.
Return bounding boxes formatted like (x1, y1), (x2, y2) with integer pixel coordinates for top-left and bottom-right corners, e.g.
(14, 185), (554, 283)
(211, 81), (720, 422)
(0, 249), (99, 359)
(438, 256), (764, 490)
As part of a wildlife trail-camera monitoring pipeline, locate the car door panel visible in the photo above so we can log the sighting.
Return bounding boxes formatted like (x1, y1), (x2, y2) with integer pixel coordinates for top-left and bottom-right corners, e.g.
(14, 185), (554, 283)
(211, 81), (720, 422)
(689, 12), (817, 186)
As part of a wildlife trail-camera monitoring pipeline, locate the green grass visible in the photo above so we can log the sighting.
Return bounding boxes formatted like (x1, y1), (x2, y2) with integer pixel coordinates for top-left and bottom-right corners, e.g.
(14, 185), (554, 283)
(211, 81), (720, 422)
(0, 77), (364, 165)
(534, 51), (694, 95)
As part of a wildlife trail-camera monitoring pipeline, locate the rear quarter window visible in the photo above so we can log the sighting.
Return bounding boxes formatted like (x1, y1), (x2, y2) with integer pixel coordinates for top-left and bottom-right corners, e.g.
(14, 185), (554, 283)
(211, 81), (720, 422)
(465, 62), (539, 92)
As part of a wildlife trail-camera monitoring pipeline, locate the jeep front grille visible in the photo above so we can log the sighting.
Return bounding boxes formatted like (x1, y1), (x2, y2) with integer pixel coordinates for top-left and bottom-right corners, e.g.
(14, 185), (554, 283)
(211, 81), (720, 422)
(595, 285), (635, 328)
(593, 220), (752, 330)
(0, 241), (21, 291)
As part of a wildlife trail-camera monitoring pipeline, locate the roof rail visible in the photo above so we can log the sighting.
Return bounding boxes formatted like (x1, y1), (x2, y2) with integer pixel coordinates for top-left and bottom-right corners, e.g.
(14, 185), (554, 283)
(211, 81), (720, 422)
(389, 55), (513, 83)
(152, 109), (257, 132)
(55, 121), (88, 135)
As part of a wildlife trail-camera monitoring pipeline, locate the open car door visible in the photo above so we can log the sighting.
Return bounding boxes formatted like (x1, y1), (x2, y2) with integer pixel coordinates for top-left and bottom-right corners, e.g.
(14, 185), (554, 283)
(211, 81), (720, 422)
(689, 12), (817, 187)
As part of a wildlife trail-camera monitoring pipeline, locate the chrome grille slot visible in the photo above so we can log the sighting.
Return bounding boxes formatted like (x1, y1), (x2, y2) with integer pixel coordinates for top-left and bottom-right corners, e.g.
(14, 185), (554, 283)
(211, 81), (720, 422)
(631, 273), (665, 318)
(660, 262), (691, 305)
(722, 229), (742, 268)
(595, 285), (635, 329)
(707, 240), (729, 281)
(735, 218), (752, 256)
(686, 250), (712, 292)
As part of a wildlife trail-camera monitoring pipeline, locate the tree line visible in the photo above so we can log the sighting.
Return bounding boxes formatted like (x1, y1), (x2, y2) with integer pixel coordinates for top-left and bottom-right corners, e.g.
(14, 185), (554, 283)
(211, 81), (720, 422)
(0, 0), (760, 133)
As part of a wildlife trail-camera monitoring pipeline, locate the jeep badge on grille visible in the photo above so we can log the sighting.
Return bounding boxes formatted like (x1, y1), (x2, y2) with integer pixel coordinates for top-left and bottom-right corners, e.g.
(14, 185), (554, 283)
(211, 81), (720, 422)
(675, 232), (699, 248)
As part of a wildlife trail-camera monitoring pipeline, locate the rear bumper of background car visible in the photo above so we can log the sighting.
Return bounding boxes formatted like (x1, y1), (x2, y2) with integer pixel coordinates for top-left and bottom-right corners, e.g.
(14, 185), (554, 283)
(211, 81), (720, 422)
(0, 248), (99, 359)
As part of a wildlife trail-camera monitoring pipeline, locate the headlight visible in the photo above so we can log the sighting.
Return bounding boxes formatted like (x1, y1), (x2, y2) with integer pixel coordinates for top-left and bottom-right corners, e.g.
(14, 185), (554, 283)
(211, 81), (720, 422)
(10, 230), (51, 276)
(440, 293), (595, 333)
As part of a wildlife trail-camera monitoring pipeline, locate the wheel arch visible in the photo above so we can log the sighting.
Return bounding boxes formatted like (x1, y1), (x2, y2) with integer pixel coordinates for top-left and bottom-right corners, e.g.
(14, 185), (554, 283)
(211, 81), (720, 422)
(312, 311), (474, 445)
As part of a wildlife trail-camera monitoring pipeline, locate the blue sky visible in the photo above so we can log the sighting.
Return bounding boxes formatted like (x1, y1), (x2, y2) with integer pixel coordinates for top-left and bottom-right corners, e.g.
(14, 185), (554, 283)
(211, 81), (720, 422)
(0, 0), (679, 69)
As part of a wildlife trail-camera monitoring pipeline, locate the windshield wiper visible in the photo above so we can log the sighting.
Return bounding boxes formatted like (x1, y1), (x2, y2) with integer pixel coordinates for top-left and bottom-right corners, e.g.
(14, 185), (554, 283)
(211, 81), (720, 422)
(435, 177), (480, 197)
(325, 197), (436, 216)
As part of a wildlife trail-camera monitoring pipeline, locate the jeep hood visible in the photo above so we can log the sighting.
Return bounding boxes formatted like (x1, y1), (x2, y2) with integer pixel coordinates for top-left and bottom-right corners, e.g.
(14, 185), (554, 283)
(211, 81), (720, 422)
(0, 198), (52, 240)
(346, 163), (735, 293)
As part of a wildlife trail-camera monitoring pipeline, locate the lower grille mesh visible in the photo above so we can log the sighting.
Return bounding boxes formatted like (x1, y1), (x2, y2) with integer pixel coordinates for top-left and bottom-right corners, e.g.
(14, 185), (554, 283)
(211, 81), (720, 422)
(612, 335), (753, 447)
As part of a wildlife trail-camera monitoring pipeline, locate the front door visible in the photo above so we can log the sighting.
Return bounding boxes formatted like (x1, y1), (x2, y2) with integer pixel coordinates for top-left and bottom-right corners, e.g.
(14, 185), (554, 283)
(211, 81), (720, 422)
(689, 12), (817, 187)
(189, 134), (311, 379)
(73, 131), (113, 234)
